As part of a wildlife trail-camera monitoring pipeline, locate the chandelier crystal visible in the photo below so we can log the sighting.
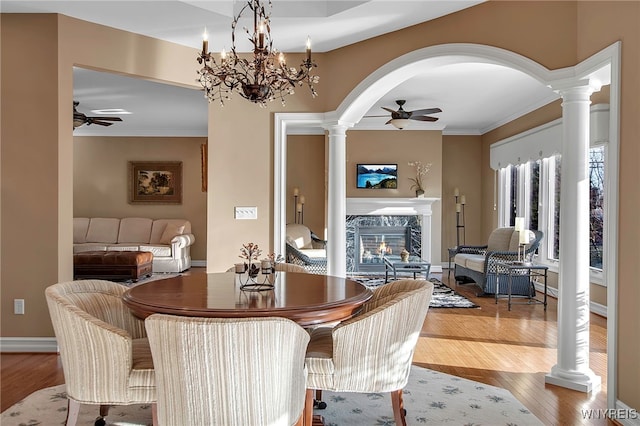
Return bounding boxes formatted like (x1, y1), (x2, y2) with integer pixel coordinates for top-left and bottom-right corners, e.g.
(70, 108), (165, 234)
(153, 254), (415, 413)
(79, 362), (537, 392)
(196, 0), (319, 106)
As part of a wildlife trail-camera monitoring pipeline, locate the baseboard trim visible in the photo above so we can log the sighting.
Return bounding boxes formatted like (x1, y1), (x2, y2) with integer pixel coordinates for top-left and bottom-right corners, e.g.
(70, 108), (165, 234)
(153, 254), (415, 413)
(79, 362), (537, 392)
(191, 260), (206, 267)
(611, 400), (640, 425)
(531, 281), (608, 318)
(0, 337), (58, 353)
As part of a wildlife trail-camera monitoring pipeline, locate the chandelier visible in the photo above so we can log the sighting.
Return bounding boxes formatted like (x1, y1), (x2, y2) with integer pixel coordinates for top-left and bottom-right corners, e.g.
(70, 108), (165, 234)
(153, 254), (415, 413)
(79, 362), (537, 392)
(197, 0), (319, 106)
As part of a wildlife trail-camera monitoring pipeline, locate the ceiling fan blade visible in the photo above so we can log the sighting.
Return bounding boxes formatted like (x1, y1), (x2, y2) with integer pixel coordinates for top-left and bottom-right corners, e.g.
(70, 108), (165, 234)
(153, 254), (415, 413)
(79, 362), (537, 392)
(408, 108), (442, 116)
(384, 119), (393, 125)
(363, 115), (389, 118)
(409, 115), (439, 122)
(89, 120), (114, 126)
(381, 107), (397, 114)
(88, 116), (122, 121)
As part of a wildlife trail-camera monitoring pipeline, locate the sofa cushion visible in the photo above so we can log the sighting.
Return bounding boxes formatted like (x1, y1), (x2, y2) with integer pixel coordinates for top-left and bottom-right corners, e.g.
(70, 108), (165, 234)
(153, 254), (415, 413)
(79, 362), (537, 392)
(74, 243), (109, 253)
(86, 218), (121, 244)
(159, 222), (185, 244)
(106, 245), (142, 252)
(118, 218), (153, 244)
(454, 253), (484, 269)
(464, 255), (486, 273)
(299, 249), (327, 259)
(150, 219), (191, 244)
(487, 227), (514, 252)
(139, 244), (172, 258)
(286, 224), (313, 249)
(73, 218), (90, 244)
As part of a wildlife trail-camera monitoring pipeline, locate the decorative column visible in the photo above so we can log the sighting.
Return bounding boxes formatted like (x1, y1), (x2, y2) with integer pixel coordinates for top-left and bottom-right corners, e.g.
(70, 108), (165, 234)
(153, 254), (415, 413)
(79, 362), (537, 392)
(325, 123), (351, 277)
(545, 79), (601, 393)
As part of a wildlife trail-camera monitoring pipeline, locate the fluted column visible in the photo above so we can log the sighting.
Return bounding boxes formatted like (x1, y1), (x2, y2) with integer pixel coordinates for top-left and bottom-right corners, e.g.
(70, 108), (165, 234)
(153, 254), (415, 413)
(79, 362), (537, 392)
(324, 123), (350, 277)
(545, 79), (602, 393)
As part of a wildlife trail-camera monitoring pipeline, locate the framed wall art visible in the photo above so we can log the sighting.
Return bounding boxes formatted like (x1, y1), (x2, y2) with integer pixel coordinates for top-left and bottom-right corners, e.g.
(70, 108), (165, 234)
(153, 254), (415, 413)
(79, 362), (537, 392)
(128, 161), (183, 204)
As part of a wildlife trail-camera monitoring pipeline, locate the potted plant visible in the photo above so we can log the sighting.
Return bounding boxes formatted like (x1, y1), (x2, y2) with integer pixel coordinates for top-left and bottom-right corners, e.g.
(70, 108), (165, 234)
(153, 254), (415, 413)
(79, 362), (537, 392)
(407, 161), (432, 197)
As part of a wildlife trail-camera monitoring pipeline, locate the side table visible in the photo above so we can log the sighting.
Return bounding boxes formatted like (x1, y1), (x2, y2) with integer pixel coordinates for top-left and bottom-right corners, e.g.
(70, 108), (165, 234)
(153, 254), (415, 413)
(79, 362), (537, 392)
(447, 247), (458, 279)
(495, 262), (548, 311)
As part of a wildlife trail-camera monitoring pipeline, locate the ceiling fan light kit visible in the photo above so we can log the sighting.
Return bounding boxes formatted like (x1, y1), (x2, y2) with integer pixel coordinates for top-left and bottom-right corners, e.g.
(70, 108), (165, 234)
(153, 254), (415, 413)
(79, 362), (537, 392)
(197, 0), (319, 106)
(390, 118), (410, 129)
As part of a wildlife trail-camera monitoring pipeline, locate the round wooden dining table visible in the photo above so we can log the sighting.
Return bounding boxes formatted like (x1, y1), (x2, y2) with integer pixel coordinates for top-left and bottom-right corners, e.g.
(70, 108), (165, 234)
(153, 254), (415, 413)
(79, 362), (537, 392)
(122, 271), (373, 327)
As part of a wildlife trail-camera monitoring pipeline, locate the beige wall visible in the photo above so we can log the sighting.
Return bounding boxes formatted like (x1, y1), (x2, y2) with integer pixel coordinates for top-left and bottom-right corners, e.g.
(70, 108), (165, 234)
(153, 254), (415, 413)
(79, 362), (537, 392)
(73, 137), (207, 260)
(286, 135), (326, 237)
(345, 130), (443, 263)
(2, 0), (638, 409)
(441, 136), (483, 257)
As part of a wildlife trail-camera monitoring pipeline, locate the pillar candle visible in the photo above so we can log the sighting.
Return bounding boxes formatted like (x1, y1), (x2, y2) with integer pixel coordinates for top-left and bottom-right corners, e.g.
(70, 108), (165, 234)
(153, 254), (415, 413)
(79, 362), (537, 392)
(293, 187), (299, 196)
(519, 229), (530, 245)
(297, 202), (303, 212)
(454, 187), (459, 196)
(235, 263), (245, 273)
(460, 195), (466, 205)
(300, 196), (305, 205)
(515, 217), (524, 232)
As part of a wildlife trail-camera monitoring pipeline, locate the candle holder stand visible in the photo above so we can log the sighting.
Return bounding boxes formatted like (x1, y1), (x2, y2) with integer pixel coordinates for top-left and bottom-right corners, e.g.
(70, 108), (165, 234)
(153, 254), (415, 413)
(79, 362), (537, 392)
(236, 264), (277, 291)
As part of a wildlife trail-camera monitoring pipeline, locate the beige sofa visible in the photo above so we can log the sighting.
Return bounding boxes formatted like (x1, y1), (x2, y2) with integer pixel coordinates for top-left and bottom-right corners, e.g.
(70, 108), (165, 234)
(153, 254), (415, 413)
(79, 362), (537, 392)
(74, 217), (195, 273)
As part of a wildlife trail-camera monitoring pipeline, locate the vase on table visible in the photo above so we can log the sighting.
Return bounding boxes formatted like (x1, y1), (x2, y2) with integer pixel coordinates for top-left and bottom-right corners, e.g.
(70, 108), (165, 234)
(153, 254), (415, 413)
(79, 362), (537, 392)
(415, 189), (425, 198)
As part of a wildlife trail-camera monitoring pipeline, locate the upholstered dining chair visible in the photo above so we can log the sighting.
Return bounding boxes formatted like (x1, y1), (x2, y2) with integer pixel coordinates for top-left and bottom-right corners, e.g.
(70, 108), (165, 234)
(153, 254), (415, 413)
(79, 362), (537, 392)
(145, 315), (310, 426)
(45, 280), (157, 426)
(303, 279), (434, 426)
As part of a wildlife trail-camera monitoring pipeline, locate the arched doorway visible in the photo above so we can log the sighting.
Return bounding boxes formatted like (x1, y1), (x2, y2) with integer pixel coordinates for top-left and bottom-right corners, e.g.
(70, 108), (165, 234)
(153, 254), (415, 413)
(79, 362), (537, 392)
(274, 42), (620, 407)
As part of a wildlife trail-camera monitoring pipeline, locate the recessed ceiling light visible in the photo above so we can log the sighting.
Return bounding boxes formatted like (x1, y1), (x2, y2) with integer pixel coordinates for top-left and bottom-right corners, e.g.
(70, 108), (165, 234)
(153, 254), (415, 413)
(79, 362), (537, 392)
(90, 108), (132, 115)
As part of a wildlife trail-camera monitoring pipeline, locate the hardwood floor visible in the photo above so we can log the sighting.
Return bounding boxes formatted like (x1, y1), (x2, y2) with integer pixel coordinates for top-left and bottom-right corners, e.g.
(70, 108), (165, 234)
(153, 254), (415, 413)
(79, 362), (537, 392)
(414, 273), (612, 426)
(1, 269), (613, 425)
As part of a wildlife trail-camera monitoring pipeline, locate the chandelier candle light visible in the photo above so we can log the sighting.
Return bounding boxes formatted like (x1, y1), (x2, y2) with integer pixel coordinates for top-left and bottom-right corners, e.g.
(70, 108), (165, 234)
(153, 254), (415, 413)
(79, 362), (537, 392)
(197, 0), (319, 106)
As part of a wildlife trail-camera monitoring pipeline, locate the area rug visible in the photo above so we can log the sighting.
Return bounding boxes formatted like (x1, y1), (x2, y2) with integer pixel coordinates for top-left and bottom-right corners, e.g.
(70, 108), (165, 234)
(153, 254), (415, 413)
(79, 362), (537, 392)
(1, 366), (541, 425)
(349, 274), (479, 309)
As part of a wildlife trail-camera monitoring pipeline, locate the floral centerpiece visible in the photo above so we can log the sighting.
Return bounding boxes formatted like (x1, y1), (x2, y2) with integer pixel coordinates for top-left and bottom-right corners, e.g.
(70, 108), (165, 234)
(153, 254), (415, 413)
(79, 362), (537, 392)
(407, 161), (432, 197)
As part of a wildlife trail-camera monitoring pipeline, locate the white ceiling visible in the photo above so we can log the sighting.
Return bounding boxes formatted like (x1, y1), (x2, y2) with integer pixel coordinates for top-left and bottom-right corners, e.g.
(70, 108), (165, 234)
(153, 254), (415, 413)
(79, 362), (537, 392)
(2, 0), (559, 136)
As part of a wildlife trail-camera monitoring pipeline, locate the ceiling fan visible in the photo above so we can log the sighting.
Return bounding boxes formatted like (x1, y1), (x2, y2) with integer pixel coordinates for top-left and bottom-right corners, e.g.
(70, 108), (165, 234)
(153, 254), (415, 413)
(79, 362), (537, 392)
(73, 101), (123, 129)
(365, 99), (442, 129)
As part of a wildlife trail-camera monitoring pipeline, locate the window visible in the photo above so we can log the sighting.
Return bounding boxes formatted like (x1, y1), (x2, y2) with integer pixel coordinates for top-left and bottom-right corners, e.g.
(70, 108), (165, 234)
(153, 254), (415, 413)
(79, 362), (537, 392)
(498, 146), (606, 277)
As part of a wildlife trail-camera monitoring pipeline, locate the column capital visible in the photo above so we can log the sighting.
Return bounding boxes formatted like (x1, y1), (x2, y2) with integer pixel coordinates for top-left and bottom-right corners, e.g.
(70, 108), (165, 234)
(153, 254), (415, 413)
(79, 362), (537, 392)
(322, 121), (353, 136)
(548, 77), (601, 99)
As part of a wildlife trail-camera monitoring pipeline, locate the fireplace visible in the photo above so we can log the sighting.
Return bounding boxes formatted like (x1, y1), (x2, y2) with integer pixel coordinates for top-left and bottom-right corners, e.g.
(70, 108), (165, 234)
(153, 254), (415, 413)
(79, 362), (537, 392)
(356, 225), (412, 271)
(346, 215), (421, 272)
(345, 197), (439, 273)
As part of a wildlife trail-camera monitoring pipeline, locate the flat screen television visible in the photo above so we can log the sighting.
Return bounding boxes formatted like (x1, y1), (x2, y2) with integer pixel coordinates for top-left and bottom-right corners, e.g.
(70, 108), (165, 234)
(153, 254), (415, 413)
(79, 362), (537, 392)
(356, 164), (398, 189)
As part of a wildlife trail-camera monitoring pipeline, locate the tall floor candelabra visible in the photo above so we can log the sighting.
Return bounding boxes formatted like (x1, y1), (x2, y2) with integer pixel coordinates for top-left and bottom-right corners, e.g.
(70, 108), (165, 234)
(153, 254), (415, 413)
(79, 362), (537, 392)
(292, 188), (305, 224)
(454, 189), (466, 247)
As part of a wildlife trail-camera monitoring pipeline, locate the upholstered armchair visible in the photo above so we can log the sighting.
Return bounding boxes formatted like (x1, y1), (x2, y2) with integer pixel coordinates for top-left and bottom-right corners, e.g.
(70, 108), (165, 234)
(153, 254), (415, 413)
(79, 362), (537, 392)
(453, 227), (544, 296)
(303, 279), (434, 426)
(145, 315), (310, 426)
(285, 223), (327, 274)
(45, 280), (157, 426)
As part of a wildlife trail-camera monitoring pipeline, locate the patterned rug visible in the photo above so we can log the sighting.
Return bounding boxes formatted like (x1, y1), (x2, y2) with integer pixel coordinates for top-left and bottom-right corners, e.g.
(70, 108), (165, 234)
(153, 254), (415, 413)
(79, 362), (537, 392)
(1, 366), (541, 425)
(348, 274), (479, 308)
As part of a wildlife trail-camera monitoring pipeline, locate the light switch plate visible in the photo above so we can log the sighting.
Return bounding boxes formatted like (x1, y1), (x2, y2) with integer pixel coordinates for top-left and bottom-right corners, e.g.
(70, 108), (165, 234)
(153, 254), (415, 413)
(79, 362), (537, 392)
(235, 206), (258, 220)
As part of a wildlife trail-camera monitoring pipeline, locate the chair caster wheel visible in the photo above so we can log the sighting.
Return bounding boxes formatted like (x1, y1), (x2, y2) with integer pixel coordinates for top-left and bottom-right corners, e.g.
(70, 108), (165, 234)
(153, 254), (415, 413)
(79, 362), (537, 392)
(314, 400), (327, 409)
(95, 418), (106, 426)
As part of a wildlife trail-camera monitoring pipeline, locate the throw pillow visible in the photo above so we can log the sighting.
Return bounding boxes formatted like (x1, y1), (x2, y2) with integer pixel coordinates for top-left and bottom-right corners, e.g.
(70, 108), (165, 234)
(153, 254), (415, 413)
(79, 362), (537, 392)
(160, 223), (185, 245)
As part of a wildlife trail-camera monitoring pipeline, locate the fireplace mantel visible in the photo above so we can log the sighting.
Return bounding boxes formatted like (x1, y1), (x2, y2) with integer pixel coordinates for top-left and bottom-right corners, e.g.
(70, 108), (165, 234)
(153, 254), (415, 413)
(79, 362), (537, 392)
(346, 197), (441, 272)
(346, 197), (439, 216)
